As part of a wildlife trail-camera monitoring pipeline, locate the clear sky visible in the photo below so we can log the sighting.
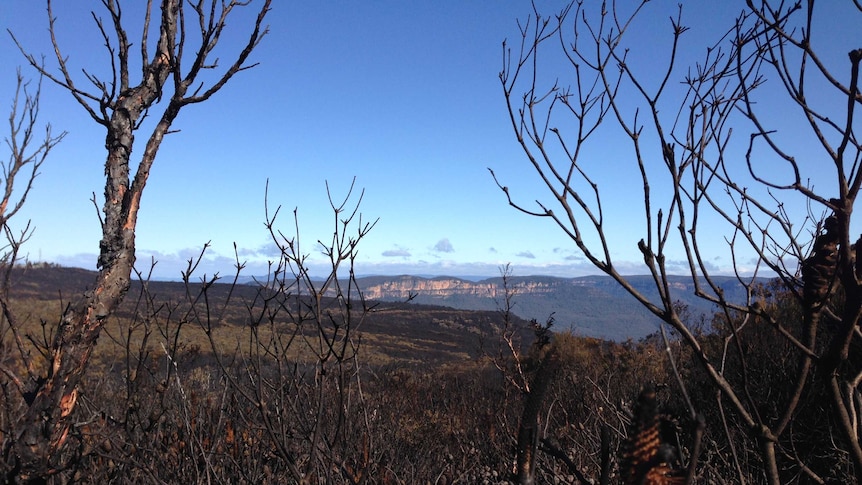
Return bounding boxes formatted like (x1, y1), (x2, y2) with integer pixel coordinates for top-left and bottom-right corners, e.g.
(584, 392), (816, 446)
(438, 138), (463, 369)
(0, 2), (858, 280)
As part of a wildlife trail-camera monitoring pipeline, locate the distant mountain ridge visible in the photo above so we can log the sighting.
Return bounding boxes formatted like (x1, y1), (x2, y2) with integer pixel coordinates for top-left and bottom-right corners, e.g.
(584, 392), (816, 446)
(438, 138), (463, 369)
(355, 274), (756, 341)
(8, 265), (758, 341)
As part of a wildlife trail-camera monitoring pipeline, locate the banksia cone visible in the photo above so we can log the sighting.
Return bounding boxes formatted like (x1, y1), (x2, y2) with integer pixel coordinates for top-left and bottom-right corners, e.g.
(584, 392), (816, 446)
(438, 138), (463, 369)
(621, 386), (684, 485)
(802, 215), (839, 308)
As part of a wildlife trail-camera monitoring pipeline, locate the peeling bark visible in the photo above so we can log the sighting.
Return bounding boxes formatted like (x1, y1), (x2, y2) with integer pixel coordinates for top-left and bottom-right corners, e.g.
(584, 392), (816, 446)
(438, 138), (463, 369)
(1, 1), (271, 481)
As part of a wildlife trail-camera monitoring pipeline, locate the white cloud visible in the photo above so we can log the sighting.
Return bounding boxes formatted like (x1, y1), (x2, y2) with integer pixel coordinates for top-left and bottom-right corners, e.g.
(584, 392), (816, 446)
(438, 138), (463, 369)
(236, 242), (283, 259)
(433, 238), (454, 253)
(381, 247), (411, 258)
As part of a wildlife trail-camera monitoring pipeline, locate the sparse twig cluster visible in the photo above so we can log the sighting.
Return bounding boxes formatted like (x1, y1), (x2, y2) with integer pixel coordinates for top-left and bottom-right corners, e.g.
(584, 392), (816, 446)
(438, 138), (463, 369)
(495, 1), (862, 482)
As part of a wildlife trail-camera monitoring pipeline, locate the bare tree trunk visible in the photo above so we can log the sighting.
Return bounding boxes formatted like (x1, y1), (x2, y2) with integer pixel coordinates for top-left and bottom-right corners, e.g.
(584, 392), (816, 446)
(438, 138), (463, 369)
(515, 349), (557, 484)
(7, 38), (176, 484)
(496, 1), (862, 481)
(1, 1), (271, 481)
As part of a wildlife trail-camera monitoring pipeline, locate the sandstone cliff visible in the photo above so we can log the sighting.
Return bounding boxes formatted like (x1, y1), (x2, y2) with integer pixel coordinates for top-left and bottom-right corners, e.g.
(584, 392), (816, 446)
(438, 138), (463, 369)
(355, 274), (747, 341)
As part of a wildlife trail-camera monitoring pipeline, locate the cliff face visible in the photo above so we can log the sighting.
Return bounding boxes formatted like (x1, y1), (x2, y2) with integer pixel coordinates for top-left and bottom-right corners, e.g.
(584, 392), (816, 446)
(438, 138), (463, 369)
(355, 274), (750, 341)
(359, 276), (563, 300)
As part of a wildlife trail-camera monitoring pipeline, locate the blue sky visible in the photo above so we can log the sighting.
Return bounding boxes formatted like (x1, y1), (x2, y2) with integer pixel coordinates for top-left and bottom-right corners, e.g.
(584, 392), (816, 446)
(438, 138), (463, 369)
(0, 2), (858, 280)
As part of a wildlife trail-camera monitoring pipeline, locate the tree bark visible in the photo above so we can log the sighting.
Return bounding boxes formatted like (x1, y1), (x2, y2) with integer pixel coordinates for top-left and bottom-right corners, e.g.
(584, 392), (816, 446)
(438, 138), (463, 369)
(3, 41), (175, 483)
(1, 1), (270, 480)
(515, 349), (558, 484)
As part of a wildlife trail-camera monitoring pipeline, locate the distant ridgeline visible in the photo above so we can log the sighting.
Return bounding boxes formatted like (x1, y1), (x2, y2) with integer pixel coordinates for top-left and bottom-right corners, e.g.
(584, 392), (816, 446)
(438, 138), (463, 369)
(7, 265), (759, 341)
(355, 274), (759, 341)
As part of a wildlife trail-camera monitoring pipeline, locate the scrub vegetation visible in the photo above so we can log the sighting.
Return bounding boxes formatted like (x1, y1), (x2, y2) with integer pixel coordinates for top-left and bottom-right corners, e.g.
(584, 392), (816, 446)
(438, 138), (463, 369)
(2, 1), (862, 483)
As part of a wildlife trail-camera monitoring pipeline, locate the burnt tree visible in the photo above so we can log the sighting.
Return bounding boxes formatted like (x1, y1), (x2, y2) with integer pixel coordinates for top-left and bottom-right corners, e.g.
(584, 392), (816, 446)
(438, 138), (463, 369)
(1, 1), (271, 481)
(497, 1), (862, 483)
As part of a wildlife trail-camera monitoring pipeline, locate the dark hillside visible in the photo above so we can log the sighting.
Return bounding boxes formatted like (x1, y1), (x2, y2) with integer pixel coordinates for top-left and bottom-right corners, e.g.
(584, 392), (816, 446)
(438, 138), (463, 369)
(5, 265), (534, 366)
(6, 265), (755, 343)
